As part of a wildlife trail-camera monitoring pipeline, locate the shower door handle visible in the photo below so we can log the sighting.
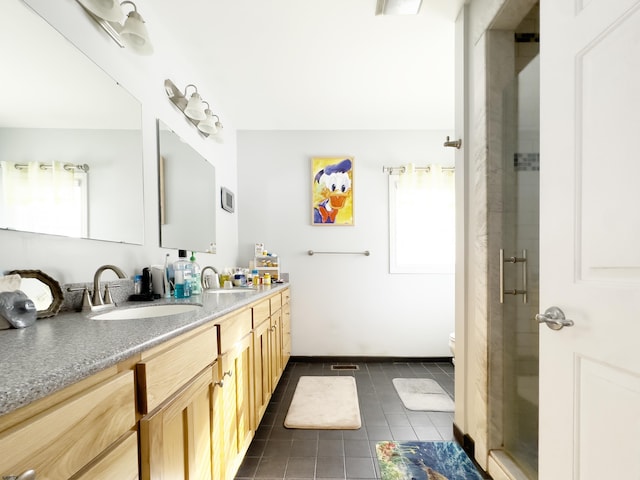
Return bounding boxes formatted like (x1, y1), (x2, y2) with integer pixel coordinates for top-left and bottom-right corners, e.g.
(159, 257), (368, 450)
(536, 307), (574, 330)
(500, 249), (528, 304)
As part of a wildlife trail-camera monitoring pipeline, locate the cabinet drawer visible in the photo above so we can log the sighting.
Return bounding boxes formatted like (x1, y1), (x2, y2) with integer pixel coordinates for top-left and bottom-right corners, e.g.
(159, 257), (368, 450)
(73, 430), (138, 480)
(218, 309), (252, 353)
(282, 288), (290, 305)
(270, 293), (282, 314)
(252, 299), (270, 327)
(0, 371), (135, 480)
(137, 325), (218, 414)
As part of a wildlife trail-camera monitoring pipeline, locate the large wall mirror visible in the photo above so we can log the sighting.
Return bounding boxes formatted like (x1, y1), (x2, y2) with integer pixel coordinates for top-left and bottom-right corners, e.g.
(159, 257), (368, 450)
(0, 1), (144, 244)
(158, 121), (216, 253)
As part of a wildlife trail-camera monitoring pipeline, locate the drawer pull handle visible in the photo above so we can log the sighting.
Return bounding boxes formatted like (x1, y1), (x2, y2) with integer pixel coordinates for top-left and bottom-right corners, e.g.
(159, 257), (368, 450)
(223, 370), (233, 378)
(3, 470), (36, 480)
(214, 379), (224, 388)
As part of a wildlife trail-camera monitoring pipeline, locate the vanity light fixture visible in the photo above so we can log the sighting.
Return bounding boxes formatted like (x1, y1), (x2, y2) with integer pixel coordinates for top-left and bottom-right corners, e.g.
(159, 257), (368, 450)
(197, 102), (218, 134)
(119, 1), (153, 54)
(77, 0), (124, 22)
(164, 79), (224, 141)
(75, 0), (153, 55)
(212, 117), (224, 143)
(375, 0), (423, 15)
(183, 85), (207, 121)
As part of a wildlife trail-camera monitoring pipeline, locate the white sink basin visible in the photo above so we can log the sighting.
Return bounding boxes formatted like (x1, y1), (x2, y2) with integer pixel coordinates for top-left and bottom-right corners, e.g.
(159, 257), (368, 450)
(204, 287), (257, 294)
(91, 303), (201, 320)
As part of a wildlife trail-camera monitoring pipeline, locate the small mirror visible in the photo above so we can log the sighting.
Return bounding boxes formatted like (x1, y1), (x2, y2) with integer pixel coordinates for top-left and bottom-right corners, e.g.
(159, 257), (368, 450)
(158, 120), (216, 252)
(9, 269), (63, 318)
(0, 1), (144, 244)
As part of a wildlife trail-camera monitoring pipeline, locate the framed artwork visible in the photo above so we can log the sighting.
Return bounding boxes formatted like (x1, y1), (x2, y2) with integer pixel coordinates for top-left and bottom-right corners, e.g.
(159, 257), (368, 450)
(311, 156), (354, 226)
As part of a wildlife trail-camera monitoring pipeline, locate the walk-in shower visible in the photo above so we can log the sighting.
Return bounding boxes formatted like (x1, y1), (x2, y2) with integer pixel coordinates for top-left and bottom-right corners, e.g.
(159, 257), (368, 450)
(487, 3), (540, 478)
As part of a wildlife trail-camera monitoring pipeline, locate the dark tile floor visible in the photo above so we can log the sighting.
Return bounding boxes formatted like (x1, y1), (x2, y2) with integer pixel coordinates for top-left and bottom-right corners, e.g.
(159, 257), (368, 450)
(235, 359), (455, 480)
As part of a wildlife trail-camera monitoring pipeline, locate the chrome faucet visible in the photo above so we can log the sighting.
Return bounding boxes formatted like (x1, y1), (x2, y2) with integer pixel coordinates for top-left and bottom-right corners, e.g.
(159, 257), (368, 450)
(92, 264), (126, 308)
(201, 266), (219, 290)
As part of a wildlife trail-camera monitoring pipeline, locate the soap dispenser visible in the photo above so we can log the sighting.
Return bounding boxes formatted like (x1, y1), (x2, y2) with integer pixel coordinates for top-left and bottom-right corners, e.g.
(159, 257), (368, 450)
(189, 251), (202, 295)
(173, 250), (192, 298)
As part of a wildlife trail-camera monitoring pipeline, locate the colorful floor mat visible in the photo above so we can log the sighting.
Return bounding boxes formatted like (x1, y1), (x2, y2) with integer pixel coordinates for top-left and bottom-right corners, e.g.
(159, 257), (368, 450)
(376, 441), (483, 480)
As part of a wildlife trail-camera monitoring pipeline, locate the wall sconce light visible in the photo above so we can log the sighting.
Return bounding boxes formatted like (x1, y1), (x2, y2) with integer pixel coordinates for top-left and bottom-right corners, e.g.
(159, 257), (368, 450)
(76, 0), (153, 55)
(165, 79), (224, 141)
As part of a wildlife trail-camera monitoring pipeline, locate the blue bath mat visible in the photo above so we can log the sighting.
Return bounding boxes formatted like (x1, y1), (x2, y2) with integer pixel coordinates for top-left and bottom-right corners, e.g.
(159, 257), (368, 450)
(376, 441), (483, 480)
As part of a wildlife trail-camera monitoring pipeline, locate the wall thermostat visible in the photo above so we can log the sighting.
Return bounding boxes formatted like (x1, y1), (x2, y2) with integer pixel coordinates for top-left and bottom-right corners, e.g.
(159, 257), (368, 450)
(221, 187), (235, 213)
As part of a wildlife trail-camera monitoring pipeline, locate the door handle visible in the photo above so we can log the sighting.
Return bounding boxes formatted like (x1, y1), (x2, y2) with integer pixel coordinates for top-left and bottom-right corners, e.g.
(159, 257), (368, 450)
(536, 306), (574, 330)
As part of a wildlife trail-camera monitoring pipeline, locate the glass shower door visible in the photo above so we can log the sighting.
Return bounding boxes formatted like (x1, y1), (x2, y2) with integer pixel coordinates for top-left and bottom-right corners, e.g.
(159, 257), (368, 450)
(500, 54), (540, 478)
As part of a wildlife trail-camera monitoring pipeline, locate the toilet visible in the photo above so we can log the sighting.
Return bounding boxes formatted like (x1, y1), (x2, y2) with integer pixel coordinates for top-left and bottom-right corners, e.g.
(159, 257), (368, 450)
(448, 332), (456, 365)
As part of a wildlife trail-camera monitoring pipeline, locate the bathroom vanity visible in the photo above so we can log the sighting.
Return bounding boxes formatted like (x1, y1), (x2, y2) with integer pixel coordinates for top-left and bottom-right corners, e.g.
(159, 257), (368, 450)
(0, 285), (291, 480)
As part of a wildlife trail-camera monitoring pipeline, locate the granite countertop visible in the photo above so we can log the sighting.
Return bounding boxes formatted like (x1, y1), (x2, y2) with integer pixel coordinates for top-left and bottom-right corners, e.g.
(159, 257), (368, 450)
(0, 284), (289, 417)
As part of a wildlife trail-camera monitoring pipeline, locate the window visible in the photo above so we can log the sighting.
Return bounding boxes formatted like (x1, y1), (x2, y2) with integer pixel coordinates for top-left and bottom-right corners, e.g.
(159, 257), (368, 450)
(388, 165), (455, 273)
(0, 161), (88, 238)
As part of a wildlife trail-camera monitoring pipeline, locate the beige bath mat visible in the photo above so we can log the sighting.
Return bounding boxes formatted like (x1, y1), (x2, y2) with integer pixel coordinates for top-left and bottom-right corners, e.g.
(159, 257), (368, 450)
(392, 378), (454, 412)
(284, 376), (361, 429)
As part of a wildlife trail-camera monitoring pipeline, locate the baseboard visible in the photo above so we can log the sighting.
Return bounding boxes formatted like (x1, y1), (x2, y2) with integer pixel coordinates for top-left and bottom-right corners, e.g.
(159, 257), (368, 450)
(289, 355), (453, 364)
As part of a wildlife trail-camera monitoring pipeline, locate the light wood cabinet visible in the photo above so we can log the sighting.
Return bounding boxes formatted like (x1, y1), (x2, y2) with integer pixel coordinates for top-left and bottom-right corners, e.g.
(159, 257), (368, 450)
(269, 308), (283, 389)
(136, 323), (218, 414)
(136, 322), (219, 480)
(211, 365), (226, 480)
(73, 430), (139, 480)
(281, 289), (291, 367)
(252, 309), (272, 425)
(0, 288), (290, 480)
(218, 310), (254, 480)
(0, 370), (136, 480)
(139, 364), (220, 480)
(251, 289), (291, 428)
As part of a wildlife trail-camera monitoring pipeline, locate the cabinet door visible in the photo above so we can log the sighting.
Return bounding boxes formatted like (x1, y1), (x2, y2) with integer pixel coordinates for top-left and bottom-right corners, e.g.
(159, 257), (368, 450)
(211, 365), (225, 480)
(220, 332), (254, 480)
(269, 310), (282, 391)
(252, 318), (271, 427)
(281, 300), (291, 368)
(139, 365), (215, 480)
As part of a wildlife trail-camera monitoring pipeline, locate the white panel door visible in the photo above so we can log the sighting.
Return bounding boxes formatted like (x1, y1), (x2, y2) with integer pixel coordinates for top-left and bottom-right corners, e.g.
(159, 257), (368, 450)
(539, 0), (640, 478)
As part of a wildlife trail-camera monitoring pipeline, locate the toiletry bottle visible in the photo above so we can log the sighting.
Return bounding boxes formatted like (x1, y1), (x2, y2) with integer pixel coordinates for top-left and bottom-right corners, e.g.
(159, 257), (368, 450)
(251, 269), (259, 286)
(173, 250), (192, 298)
(189, 251), (202, 295)
(133, 274), (142, 295)
(164, 253), (173, 297)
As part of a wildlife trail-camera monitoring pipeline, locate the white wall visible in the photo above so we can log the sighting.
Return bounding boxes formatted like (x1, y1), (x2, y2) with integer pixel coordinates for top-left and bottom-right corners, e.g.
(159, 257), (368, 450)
(237, 130), (455, 357)
(0, 0), (240, 285)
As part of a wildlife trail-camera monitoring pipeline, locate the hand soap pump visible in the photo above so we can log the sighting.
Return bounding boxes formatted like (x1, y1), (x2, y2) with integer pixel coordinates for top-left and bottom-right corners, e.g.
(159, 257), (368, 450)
(189, 251), (202, 295)
(173, 249), (192, 299)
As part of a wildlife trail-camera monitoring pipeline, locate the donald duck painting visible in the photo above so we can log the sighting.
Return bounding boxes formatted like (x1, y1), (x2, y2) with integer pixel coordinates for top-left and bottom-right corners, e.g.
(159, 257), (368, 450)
(312, 157), (354, 225)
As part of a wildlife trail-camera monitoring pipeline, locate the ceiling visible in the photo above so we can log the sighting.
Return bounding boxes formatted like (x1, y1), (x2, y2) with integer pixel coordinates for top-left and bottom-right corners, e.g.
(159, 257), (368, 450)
(147, 0), (464, 131)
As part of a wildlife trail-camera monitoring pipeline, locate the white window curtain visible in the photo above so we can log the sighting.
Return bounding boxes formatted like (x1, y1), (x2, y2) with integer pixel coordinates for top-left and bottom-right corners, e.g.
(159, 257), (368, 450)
(389, 164), (455, 273)
(0, 161), (87, 237)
